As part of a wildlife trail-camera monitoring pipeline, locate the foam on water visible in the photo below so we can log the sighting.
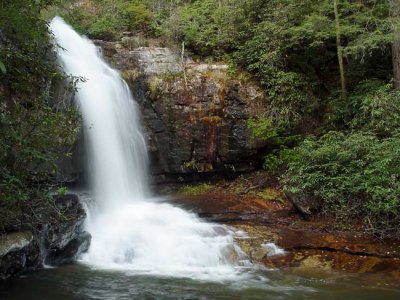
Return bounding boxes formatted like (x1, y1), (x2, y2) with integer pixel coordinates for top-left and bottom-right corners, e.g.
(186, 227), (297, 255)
(50, 17), (249, 280)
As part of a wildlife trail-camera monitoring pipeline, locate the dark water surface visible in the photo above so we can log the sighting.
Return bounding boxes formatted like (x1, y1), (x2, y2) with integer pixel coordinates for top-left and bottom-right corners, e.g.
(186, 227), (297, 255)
(1, 264), (399, 300)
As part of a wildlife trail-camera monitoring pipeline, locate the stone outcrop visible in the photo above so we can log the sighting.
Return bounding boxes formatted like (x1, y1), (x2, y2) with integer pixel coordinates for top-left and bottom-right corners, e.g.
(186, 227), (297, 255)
(43, 194), (91, 265)
(95, 39), (267, 183)
(0, 194), (90, 280)
(284, 190), (322, 218)
(0, 232), (38, 280)
(171, 186), (400, 278)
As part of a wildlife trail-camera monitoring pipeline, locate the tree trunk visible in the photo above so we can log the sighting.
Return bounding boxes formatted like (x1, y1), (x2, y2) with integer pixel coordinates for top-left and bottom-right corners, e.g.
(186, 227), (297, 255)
(333, 0), (346, 100)
(181, 41), (187, 87)
(391, 0), (400, 91)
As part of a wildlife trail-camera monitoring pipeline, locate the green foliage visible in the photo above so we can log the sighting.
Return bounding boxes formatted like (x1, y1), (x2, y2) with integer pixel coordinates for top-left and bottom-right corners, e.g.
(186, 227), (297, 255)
(247, 117), (277, 142)
(326, 80), (400, 134)
(0, 0), (60, 96)
(49, 0), (154, 40)
(262, 154), (280, 172)
(0, 60), (6, 74)
(56, 186), (68, 196)
(0, 0), (81, 232)
(256, 188), (284, 203)
(260, 148), (300, 173)
(284, 131), (400, 236)
(161, 0), (242, 57)
(88, 14), (121, 40)
(235, 0), (391, 128)
(350, 82), (400, 136)
(0, 102), (80, 184)
(285, 80), (400, 236)
(248, 116), (301, 172)
(178, 183), (211, 195)
(119, 1), (153, 32)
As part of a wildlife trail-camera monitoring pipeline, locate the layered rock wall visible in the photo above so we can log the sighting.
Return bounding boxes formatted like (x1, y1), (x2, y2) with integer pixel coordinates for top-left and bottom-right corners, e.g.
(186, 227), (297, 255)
(97, 39), (267, 183)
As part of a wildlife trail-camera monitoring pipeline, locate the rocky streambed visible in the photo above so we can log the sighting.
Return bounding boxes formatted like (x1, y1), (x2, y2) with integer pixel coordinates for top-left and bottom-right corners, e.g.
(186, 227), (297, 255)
(1, 182), (400, 300)
(170, 178), (400, 280)
(2, 33), (398, 287)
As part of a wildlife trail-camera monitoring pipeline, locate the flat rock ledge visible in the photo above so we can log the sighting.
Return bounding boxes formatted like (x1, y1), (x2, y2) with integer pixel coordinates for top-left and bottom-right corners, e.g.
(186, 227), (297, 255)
(172, 191), (400, 279)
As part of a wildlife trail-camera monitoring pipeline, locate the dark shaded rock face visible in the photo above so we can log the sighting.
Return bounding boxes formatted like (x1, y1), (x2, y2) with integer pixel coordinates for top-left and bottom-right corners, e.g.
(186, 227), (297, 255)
(43, 194), (91, 265)
(0, 194), (90, 280)
(284, 191), (322, 219)
(50, 76), (85, 185)
(95, 40), (267, 183)
(0, 232), (38, 280)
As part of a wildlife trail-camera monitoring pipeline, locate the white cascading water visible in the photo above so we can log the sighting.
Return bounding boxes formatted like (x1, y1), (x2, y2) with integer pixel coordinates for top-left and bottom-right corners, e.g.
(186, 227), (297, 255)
(50, 17), (247, 280)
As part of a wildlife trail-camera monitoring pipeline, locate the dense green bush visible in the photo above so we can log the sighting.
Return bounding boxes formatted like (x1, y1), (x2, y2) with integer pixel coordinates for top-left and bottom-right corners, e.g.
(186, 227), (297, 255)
(48, 0), (154, 40)
(283, 131), (400, 236)
(49, 0), (393, 131)
(161, 0), (242, 57)
(119, 2), (153, 32)
(283, 81), (400, 236)
(247, 117), (302, 172)
(350, 82), (400, 136)
(0, 0), (81, 232)
(88, 14), (122, 40)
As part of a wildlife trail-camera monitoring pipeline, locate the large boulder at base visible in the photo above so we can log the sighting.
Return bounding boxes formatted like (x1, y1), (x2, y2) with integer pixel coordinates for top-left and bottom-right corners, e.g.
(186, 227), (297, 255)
(0, 232), (38, 280)
(0, 194), (91, 280)
(43, 194), (91, 265)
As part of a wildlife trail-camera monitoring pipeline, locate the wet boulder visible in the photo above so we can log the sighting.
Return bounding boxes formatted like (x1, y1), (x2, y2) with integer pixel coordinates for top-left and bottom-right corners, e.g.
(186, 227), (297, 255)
(0, 194), (91, 279)
(284, 190), (322, 218)
(43, 194), (91, 265)
(0, 232), (39, 280)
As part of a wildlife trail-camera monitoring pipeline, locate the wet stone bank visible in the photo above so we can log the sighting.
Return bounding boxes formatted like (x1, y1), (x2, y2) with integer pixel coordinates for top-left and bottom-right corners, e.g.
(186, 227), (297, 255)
(0, 194), (90, 280)
(170, 179), (400, 280)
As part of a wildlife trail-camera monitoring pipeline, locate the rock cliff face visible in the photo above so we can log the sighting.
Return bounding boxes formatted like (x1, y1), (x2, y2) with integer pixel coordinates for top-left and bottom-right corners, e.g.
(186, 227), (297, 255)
(96, 38), (267, 183)
(0, 194), (90, 280)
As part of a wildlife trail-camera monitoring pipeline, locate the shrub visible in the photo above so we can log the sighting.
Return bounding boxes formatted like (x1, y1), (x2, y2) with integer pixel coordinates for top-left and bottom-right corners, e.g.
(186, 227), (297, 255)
(247, 117), (277, 142)
(119, 2), (153, 32)
(49, 0), (155, 40)
(0, 0), (81, 232)
(178, 183), (211, 195)
(350, 81), (400, 136)
(283, 131), (400, 236)
(88, 14), (122, 40)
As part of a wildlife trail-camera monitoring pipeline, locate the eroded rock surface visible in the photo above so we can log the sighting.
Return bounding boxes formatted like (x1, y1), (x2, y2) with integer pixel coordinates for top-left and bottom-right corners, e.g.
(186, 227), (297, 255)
(95, 39), (267, 183)
(0, 194), (90, 280)
(0, 232), (37, 280)
(171, 185), (400, 279)
(43, 194), (91, 265)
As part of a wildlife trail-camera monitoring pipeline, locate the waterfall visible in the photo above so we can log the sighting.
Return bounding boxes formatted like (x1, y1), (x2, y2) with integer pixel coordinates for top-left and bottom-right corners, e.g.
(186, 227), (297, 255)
(49, 17), (247, 280)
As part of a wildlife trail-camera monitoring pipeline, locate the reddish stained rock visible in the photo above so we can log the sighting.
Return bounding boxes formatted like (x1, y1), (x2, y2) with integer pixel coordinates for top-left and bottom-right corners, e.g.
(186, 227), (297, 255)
(261, 249), (400, 279)
(172, 192), (288, 224)
(171, 187), (400, 278)
(94, 39), (268, 184)
(277, 229), (400, 259)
